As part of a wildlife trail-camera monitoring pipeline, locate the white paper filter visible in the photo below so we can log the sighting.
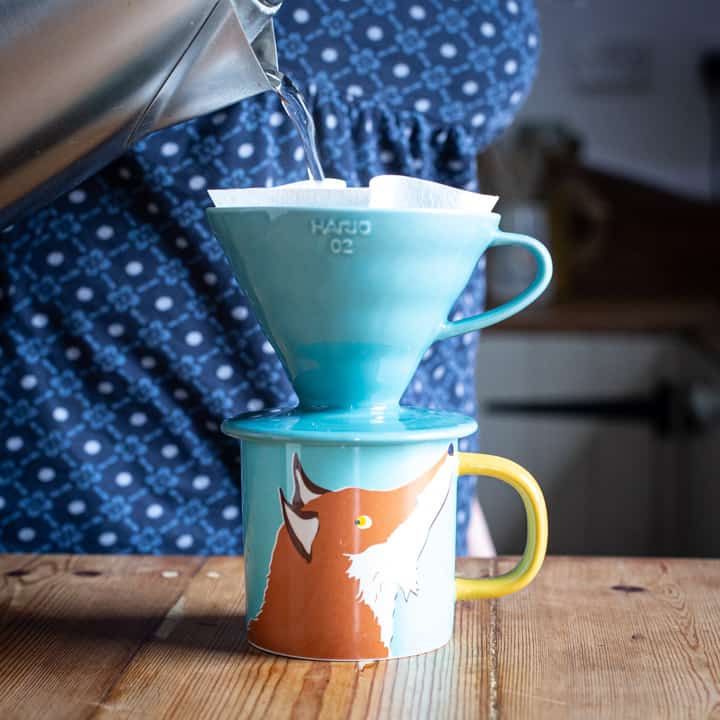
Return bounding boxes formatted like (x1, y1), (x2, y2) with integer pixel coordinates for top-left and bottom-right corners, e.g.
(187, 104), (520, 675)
(208, 176), (498, 213)
(368, 175), (498, 213)
(208, 179), (370, 209)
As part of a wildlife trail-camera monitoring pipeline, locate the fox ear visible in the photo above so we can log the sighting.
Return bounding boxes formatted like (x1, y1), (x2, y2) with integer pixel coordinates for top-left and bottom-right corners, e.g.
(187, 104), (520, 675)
(292, 454), (328, 507)
(279, 488), (320, 563)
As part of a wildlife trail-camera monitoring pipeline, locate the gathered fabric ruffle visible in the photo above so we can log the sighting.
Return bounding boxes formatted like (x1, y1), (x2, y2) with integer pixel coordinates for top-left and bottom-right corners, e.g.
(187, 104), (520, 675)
(274, 0), (540, 151)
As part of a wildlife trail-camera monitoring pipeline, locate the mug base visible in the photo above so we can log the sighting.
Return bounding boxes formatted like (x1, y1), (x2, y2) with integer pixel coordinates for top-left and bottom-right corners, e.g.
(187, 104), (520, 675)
(248, 638), (452, 663)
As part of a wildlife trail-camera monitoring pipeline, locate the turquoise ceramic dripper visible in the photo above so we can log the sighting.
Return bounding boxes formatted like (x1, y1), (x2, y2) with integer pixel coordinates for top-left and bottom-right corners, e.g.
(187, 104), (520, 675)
(207, 206), (551, 409)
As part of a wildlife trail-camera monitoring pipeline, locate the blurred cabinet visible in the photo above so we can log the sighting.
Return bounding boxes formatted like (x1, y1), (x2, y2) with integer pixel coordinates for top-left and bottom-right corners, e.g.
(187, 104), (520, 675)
(475, 333), (720, 557)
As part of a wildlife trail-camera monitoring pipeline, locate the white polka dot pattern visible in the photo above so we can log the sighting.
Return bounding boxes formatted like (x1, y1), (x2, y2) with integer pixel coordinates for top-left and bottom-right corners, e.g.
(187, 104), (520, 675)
(0, 0), (539, 556)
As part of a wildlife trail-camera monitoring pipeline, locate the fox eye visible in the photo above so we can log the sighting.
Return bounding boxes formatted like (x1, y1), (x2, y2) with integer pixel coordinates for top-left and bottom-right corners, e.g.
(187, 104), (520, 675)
(354, 514), (372, 529)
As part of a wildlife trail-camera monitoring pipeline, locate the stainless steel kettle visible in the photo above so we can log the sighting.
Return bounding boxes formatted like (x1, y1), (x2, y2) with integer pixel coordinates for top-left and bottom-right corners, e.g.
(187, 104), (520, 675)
(0, 0), (283, 227)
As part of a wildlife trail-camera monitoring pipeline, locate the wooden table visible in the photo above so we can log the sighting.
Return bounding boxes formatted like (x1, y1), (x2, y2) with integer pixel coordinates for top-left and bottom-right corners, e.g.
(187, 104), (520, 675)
(1, 555), (719, 719)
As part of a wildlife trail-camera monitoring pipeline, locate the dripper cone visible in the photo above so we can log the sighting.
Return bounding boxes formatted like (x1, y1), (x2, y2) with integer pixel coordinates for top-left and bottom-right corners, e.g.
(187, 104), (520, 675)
(207, 203), (551, 410)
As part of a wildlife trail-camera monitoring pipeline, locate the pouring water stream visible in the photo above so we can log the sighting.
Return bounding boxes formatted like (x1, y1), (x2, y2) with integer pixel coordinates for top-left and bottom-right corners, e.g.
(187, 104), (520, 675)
(266, 70), (325, 181)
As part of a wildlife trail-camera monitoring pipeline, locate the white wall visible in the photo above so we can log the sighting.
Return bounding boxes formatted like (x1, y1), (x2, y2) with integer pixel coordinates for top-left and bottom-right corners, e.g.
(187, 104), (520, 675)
(519, 0), (719, 199)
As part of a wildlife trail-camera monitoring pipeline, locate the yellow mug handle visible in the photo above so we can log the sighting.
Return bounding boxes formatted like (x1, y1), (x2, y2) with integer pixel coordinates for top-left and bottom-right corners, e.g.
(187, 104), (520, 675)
(455, 452), (548, 600)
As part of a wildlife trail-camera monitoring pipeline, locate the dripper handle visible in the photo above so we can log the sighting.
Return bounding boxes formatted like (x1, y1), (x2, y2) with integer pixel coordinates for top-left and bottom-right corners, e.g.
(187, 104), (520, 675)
(436, 231), (552, 340)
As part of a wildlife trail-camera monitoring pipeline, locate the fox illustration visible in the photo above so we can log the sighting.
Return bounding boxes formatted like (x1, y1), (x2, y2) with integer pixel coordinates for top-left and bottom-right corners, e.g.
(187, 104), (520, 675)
(248, 446), (457, 660)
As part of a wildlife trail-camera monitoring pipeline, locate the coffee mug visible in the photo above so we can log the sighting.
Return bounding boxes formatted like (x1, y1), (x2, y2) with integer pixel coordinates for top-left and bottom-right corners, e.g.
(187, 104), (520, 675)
(207, 207), (552, 409)
(223, 407), (548, 661)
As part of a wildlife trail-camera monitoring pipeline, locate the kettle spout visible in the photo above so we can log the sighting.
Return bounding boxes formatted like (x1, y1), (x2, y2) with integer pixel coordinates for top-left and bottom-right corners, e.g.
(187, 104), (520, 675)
(131, 0), (282, 143)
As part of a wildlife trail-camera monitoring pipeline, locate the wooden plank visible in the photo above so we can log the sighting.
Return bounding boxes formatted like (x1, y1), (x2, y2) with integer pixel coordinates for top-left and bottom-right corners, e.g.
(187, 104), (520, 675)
(92, 557), (495, 720)
(0, 554), (203, 720)
(494, 556), (720, 719)
(4, 555), (719, 719)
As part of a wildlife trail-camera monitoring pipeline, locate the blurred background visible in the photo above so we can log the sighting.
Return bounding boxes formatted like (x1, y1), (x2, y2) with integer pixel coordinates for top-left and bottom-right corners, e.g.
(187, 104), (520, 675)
(474, 0), (720, 558)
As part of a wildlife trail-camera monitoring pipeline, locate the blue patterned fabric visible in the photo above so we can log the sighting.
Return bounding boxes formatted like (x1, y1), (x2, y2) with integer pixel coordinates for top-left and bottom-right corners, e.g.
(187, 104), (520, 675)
(0, 0), (539, 555)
